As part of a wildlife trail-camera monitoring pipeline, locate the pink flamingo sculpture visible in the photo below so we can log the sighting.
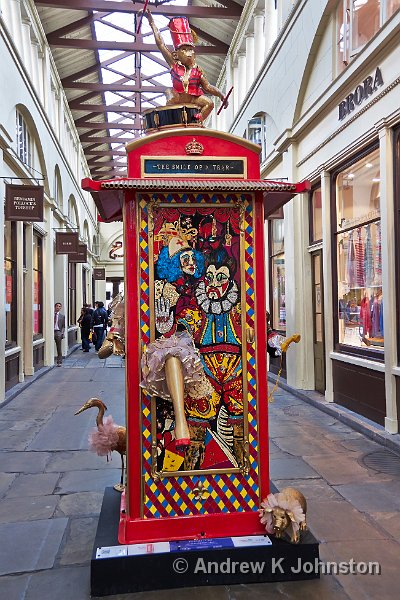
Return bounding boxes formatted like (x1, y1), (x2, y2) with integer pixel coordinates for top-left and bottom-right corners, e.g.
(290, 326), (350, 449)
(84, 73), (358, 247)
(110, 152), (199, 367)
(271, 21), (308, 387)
(75, 398), (126, 492)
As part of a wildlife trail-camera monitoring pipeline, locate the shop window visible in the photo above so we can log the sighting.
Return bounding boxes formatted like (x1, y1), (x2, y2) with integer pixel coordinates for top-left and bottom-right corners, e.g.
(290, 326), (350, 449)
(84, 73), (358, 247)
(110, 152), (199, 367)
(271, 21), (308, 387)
(68, 261), (76, 326)
(33, 233), (43, 338)
(386, 0), (400, 18)
(269, 219), (286, 332)
(247, 115), (267, 162)
(335, 147), (382, 353)
(4, 221), (17, 348)
(16, 111), (32, 168)
(310, 186), (323, 243)
(337, 0), (398, 71)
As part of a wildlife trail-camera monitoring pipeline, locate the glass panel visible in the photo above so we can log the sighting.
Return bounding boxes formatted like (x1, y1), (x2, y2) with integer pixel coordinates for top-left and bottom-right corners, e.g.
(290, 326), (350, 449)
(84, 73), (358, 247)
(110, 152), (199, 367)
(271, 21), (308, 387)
(387, 0), (400, 18)
(337, 222), (383, 349)
(272, 255), (286, 332)
(351, 0), (380, 54)
(336, 148), (382, 350)
(336, 148), (380, 228)
(271, 219), (284, 255)
(311, 187), (323, 242)
(4, 221), (17, 346)
(33, 235), (43, 336)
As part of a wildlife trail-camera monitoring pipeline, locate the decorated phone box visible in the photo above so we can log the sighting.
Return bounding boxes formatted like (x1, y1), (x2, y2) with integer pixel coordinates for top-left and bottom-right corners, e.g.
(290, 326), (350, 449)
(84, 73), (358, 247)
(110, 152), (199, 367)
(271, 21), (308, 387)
(82, 126), (309, 545)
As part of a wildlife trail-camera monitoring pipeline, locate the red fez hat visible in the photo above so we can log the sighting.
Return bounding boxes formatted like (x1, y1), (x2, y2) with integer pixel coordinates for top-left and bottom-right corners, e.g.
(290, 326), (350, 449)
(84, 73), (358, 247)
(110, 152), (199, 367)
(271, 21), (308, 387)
(168, 17), (194, 49)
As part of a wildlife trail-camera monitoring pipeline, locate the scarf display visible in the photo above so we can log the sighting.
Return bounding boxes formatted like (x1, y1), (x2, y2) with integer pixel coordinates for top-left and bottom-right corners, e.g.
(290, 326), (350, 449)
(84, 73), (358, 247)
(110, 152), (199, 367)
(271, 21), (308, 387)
(364, 225), (374, 286)
(355, 228), (365, 287)
(346, 231), (356, 287)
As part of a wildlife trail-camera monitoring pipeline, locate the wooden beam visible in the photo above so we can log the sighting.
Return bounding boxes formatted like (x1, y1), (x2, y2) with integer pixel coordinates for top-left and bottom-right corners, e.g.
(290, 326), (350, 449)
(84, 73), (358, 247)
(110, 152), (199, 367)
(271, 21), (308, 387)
(48, 38), (227, 53)
(77, 122), (140, 130)
(70, 104), (140, 113)
(63, 82), (165, 93)
(36, 1), (242, 18)
(80, 134), (135, 143)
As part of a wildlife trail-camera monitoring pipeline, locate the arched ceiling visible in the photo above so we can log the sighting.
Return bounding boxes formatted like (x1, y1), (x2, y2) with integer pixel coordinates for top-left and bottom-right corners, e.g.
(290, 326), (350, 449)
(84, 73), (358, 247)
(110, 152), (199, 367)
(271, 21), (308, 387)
(35, 0), (243, 179)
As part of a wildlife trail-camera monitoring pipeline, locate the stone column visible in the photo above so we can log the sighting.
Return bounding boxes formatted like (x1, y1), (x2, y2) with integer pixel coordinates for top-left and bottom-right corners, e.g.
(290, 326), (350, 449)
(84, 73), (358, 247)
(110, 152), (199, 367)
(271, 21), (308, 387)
(237, 53), (246, 106)
(43, 205), (55, 367)
(245, 35), (255, 94)
(233, 63), (239, 115)
(321, 170), (334, 402)
(284, 145), (314, 390)
(9, 0), (23, 57)
(224, 54), (234, 127)
(379, 126), (398, 433)
(265, 0), (278, 52)
(254, 13), (265, 74)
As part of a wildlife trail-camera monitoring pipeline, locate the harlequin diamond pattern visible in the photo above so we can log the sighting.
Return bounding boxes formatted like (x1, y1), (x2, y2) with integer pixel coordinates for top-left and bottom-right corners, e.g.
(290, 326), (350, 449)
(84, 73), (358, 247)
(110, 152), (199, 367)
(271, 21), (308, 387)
(136, 193), (261, 518)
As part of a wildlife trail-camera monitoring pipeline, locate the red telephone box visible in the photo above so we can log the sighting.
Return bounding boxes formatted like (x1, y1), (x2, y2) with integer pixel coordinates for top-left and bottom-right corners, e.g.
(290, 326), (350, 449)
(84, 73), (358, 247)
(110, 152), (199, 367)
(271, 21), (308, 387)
(83, 124), (309, 546)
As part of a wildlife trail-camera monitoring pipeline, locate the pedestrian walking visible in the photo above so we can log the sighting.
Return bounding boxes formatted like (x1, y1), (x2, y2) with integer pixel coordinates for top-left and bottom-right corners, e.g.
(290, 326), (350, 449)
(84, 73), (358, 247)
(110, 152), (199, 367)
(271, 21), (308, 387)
(91, 301), (108, 352)
(80, 308), (93, 352)
(54, 302), (65, 366)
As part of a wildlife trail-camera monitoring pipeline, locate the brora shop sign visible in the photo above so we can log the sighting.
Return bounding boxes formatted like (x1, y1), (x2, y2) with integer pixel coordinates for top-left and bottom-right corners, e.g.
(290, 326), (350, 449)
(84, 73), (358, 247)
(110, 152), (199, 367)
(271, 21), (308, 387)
(338, 67), (383, 121)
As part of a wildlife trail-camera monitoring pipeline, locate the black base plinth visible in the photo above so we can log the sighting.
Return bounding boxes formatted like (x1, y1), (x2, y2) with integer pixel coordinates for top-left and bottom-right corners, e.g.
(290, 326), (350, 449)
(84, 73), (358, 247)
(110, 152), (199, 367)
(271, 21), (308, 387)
(91, 487), (320, 597)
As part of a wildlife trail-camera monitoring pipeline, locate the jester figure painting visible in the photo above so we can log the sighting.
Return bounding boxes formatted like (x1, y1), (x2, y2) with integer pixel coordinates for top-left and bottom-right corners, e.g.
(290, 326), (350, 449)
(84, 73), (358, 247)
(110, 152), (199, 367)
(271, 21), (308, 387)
(146, 201), (247, 474)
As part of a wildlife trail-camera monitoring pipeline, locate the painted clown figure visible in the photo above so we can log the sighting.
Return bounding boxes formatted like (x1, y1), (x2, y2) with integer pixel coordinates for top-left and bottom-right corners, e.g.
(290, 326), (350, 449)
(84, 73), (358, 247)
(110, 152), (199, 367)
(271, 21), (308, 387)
(181, 249), (244, 471)
(142, 9), (227, 121)
(155, 242), (244, 472)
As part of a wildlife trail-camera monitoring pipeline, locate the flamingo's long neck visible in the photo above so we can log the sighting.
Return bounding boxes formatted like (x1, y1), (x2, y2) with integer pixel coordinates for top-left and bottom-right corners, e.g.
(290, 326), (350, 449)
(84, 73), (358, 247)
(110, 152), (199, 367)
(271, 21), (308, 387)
(96, 404), (106, 428)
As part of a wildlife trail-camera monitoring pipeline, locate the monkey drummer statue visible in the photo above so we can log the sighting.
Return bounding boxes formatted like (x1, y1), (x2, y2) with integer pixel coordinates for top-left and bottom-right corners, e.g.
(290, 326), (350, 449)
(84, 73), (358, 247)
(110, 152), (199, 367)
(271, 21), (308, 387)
(142, 9), (227, 122)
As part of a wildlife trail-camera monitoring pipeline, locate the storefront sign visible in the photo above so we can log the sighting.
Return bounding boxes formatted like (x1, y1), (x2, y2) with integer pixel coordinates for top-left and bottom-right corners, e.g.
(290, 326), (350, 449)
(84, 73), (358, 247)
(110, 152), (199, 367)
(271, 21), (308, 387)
(109, 240), (124, 260)
(142, 157), (246, 178)
(338, 67), (384, 121)
(68, 243), (87, 263)
(93, 268), (106, 280)
(5, 184), (44, 222)
(55, 232), (80, 254)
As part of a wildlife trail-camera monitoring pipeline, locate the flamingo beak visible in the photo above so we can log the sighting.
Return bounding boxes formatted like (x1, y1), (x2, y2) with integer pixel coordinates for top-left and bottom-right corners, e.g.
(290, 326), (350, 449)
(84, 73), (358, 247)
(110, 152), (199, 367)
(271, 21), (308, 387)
(74, 403), (89, 416)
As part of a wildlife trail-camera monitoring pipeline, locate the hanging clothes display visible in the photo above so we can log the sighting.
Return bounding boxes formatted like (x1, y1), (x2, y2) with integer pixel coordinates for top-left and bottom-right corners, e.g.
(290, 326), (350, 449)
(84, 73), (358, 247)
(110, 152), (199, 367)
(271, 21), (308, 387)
(364, 224), (374, 286)
(355, 227), (365, 287)
(360, 296), (372, 337)
(346, 231), (356, 288)
(374, 222), (382, 284)
(379, 298), (384, 336)
(371, 296), (380, 338)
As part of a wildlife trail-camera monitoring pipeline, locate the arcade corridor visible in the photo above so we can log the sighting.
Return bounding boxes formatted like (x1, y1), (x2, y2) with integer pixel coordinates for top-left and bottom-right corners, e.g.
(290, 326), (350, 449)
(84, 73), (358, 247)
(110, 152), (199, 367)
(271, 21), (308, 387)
(0, 351), (399, 599)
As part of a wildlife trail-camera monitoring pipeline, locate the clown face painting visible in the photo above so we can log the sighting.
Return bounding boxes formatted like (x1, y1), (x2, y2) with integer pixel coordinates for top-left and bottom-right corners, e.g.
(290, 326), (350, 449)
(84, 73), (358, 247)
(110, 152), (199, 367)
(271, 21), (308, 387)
(149, 203), (247, 475)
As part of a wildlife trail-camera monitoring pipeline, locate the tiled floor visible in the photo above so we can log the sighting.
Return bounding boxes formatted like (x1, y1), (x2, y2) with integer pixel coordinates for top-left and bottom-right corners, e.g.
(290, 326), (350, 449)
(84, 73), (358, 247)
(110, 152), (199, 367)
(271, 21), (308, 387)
(0, 350), (399, 599)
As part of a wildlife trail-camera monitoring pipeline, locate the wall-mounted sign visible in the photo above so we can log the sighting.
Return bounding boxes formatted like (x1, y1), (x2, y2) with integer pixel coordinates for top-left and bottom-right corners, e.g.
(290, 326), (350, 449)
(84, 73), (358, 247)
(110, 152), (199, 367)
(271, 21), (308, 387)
(68, 243), (87, 263)
(109, 240), (124, 260)
(338, 67), (383, 121)
(141, 156), (247, 178)
(5, 184), (44, 222)
(93, 268), (106, 280)
(55, 232), (80, 254)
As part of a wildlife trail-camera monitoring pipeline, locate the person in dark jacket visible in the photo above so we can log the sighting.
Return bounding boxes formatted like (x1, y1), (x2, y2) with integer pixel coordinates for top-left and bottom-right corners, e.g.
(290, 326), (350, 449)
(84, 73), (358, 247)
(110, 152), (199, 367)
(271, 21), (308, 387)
(91, 301), (108, 351)
(81, 308), (93, 352)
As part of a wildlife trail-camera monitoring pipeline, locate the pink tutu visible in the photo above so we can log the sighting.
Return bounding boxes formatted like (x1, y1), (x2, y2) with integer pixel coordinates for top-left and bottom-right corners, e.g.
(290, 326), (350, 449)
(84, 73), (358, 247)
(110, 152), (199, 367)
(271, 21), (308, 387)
(140, 331), (203, 400)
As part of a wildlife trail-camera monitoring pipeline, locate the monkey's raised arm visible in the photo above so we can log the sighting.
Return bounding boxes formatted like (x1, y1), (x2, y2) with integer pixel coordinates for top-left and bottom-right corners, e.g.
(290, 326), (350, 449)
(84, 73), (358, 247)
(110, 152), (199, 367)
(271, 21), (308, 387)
(141, 9), (175, 68)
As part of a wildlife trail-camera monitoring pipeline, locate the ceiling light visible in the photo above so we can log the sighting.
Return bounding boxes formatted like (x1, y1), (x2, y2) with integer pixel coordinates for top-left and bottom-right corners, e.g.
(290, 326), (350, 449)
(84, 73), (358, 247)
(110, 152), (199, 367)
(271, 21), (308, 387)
(347, 173), (354, 179)
(365, 162), (373, 168)
(372, 178), (380, 182)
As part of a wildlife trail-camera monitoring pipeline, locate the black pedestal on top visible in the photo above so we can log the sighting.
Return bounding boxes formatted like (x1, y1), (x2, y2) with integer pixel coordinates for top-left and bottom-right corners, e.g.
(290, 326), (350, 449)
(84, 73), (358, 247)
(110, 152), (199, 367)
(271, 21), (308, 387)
(91, 487), (320, 597)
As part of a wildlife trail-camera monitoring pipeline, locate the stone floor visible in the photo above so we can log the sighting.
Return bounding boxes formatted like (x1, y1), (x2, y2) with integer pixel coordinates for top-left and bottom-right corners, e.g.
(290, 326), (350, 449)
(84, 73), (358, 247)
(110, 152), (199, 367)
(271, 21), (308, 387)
(0, 349), (400, 599)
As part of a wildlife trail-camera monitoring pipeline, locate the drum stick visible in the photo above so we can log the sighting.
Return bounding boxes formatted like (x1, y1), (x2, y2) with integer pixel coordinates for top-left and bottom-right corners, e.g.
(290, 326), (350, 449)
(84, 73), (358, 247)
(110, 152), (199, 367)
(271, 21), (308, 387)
(136, 0), (150, 34)
(217, 86), (233, 115)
